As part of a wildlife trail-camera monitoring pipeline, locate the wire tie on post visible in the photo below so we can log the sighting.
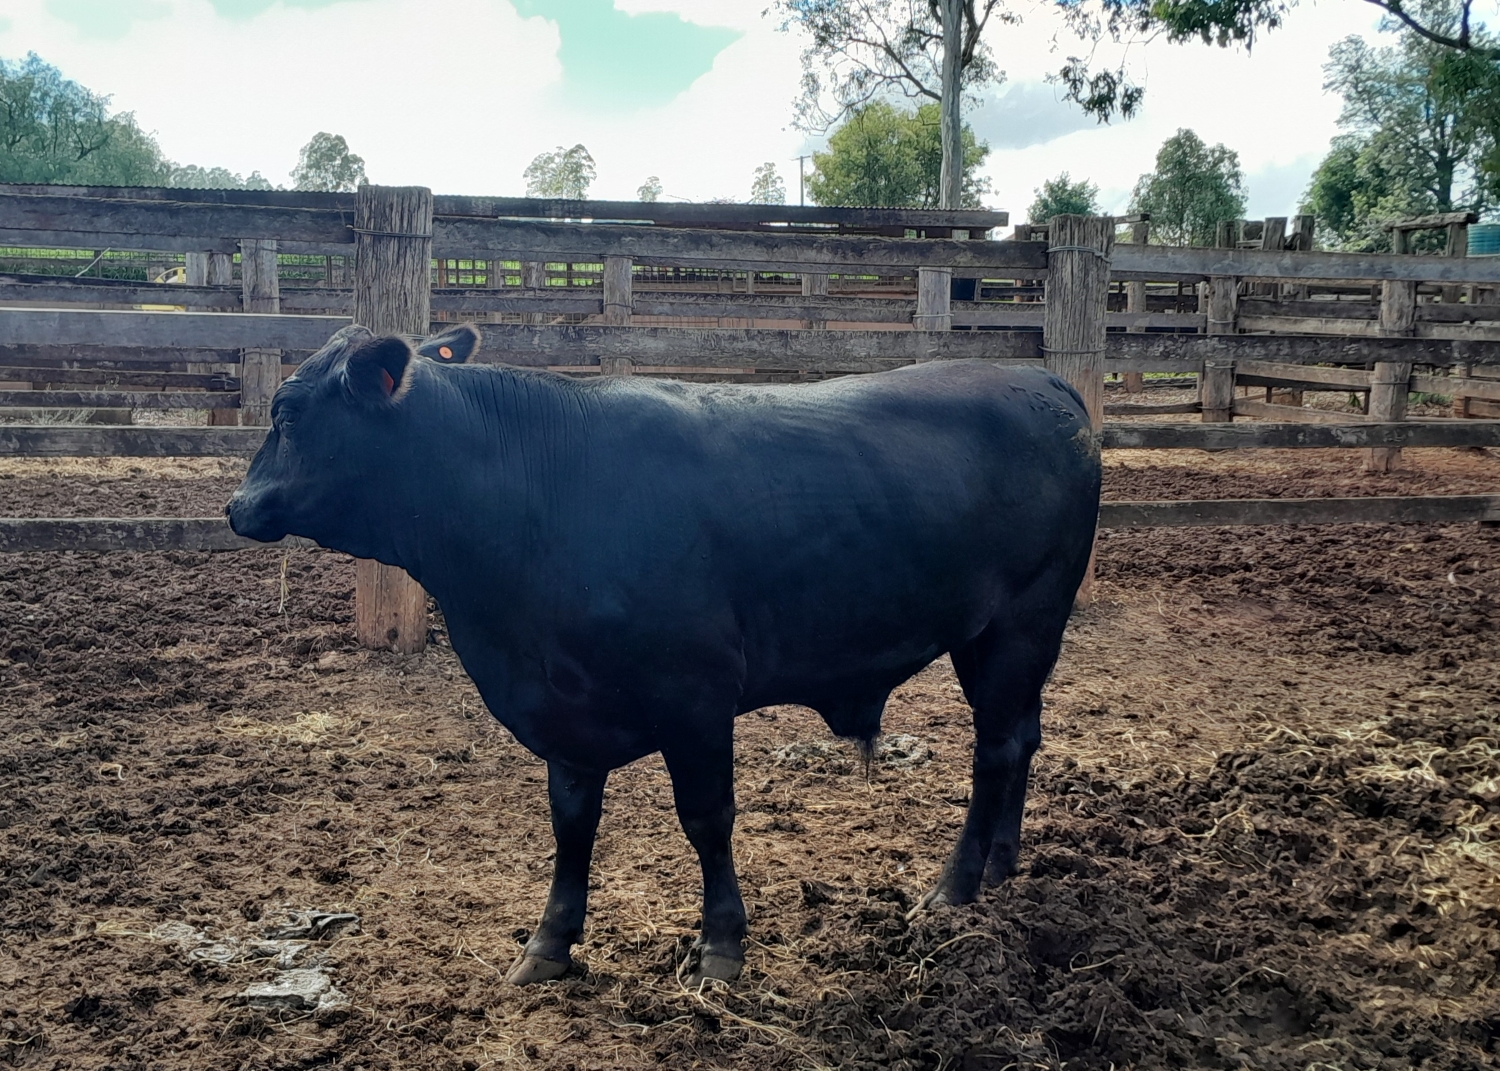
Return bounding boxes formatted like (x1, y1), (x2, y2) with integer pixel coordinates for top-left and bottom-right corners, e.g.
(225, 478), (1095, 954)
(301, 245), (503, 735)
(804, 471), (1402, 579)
(1039, 345), (1105, 355)
(1046, 245), (1108, 258)
(350, 226), (434, 240)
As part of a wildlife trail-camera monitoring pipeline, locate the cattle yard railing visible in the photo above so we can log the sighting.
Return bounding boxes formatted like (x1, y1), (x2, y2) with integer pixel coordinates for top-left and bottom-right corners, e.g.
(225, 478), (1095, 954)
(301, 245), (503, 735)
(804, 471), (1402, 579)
(1, 185), (1498, 650)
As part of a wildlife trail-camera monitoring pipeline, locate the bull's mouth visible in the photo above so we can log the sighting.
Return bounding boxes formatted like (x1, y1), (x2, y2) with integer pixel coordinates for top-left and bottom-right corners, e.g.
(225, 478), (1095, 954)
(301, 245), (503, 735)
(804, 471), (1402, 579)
(226, 494), (289, 544)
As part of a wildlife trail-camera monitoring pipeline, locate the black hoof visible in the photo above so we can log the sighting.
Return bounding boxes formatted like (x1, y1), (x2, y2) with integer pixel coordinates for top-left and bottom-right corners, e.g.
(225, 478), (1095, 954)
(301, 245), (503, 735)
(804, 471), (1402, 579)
(678, 944), (743, 989)
(505, 953), (570, 985)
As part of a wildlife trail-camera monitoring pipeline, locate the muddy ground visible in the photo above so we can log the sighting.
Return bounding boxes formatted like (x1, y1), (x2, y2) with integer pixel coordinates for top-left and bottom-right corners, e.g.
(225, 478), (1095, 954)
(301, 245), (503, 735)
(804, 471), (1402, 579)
(1, 447), (1498, 1070)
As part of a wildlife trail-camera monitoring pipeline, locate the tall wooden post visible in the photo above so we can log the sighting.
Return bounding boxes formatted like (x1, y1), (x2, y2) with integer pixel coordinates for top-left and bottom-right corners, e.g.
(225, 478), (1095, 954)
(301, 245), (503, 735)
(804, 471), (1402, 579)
(914, 267), (952, 331)
(1201, 277), (1239, 422)
(602, 256), (632, 326)
(1044, 215), (1113, 608)
(353, 185), (433, 655)
(186, 251), (233, 287)
(802, 272), (829, 329)
(1366, 279), (1416, 474)
(522, 261), (546, 325)
(1123, 219), (1149, 393)
(238, 239), (281, 427)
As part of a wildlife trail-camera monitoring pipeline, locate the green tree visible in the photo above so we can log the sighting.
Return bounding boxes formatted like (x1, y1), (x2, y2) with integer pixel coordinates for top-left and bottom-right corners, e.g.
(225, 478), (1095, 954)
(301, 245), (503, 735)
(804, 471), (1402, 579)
(1027, 172), (1100, 222)
(524, 144), (595, 199)
(637, 175), (663, 202)
(1302, 12), (1496, 249)
(290, 132), (366, 192)
(772, 0), (1008, 208)
(0, 52), (167, 184)
(806, 100), (990, 208)
(749, 162), (786, 204)
(167, 164), (274, 190)
(1054, 0), (1499, 121)
(1128, 129), (1246, 246)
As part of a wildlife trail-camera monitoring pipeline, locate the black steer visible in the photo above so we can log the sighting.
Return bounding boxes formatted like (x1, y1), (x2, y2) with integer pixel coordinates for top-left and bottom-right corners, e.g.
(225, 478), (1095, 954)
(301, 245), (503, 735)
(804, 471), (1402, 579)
(227, 324), (1101, 986)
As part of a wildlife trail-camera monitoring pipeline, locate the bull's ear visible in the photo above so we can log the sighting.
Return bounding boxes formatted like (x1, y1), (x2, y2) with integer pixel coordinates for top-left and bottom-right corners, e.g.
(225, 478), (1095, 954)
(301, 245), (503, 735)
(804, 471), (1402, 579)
(344, 335), (414, 404)
(416, 323), (480, 364)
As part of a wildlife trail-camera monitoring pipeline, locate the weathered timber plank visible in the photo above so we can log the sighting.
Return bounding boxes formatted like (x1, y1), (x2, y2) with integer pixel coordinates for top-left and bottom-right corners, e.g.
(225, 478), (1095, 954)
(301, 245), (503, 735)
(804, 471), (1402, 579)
(3, 498), (1495, 552)
(0, 185), (1007, 231)
(432, 218), (1049, 273)
(636, 293), (913, 323)
(1386, 211), (1478, 230)
(1411, 372), (1500, 401)
(0, 425), (265, 457)
(1099, 495), (1500, 527)
(1236, 360), (1373, 390)
(0, 517), (313, 553)
(1239, 299), (1377, 321)
(0, 390), (239, 409)
(1238, 315), (1383, 337)
(433, 196), (1008, 231)
(470, 324), (1043, 368)
(1103, 402), (1201, 416)
(1113, 245), (1500, 285)
(0, 194), (353, 250)
(951, 307), (1206, 330)
(1101, 420), (1500, 449)
(1103, 358), (1205, 374)
(1108, 332), (1499, 366)
(0, 308), (351, 350)
(1417, 303), (1500, 323)
(0, 368), (236, 389)
(1232, 398), (1368, 423)
(8, 419), (1496, 458)
(0, 273), (243, 310)
(0, 345), (242, 367)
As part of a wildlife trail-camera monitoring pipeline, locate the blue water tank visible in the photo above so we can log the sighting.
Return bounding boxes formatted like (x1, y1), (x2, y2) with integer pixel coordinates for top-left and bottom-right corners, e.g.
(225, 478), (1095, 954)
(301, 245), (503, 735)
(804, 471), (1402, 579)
(1469, 223), (1500, 256)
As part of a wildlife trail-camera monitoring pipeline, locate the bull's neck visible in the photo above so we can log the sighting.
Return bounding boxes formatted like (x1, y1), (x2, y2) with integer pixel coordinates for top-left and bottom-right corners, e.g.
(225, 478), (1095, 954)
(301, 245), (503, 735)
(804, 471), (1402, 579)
(380, 365), (586, 597)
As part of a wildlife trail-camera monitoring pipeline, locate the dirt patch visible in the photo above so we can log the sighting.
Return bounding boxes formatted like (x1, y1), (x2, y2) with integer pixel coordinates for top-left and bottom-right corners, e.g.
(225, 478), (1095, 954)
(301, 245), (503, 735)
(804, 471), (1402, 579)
(0, 450), (1497, 1069)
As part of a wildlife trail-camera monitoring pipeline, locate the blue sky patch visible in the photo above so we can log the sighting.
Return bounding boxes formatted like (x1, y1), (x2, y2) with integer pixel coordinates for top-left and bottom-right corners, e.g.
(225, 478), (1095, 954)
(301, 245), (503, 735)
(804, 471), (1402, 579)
(205, 0), (372, 19)
(46, 0), (170, 40)
(513, 0), (740, 110)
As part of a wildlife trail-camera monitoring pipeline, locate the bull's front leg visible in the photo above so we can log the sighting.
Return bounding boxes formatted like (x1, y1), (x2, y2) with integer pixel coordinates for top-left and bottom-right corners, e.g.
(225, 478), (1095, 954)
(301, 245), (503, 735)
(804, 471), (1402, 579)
(662, 721), (746, 987)
(505, 760), (606, 985)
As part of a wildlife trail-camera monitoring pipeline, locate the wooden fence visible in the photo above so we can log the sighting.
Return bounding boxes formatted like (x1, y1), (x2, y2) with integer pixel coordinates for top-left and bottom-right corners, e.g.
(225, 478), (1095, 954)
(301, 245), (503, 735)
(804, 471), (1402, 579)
(1, 186), (1498, 650)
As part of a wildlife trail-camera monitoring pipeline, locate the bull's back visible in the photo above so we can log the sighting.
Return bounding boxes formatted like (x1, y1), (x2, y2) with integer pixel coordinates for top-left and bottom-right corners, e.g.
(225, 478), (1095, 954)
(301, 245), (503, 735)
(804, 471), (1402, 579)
(643, 361), (1100, 695)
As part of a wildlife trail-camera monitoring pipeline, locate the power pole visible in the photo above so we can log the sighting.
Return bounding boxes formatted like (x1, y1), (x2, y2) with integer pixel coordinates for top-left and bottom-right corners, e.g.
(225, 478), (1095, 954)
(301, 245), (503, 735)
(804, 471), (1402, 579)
(795, 155), (810, 206)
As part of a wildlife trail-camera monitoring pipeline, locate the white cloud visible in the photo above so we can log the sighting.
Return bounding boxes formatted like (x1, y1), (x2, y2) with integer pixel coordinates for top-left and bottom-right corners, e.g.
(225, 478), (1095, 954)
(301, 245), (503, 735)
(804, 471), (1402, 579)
(0, 0), (1399, 214)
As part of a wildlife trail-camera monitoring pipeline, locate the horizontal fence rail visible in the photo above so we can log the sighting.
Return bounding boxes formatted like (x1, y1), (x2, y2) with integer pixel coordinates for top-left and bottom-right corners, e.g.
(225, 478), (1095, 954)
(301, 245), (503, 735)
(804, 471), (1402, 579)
(4, 496), (1497, 553)
(6, 421), (1500, 458)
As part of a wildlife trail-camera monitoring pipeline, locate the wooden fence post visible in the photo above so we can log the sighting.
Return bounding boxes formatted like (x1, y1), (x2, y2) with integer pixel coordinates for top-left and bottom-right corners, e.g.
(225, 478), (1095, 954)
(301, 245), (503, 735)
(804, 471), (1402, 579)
(1258, 218), (1301, 405)
(522, 260), (546, 325)
(1123, 219), (1149, 392)
(353, 185), (433, 655)
(914, 267), (952, 331)
(185, 251), (233, 287)
(1201, 276), (1239, 422)
(802, 272), (829, 329)
(602, 256), (632, 326)
(238, 239), (280, 427)
(1045, 214), (1113, 608)
(1366, 279), (1416, 474)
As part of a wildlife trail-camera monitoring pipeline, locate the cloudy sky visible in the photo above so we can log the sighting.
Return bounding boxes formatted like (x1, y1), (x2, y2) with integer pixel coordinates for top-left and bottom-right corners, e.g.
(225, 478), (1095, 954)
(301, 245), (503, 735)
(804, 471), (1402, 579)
(0, 0), (1434, 220)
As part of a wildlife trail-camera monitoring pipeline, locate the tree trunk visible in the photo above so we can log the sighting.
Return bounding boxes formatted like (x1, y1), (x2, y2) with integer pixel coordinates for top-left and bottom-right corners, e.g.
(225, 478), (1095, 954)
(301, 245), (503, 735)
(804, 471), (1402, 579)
(938, 0), (963, 211)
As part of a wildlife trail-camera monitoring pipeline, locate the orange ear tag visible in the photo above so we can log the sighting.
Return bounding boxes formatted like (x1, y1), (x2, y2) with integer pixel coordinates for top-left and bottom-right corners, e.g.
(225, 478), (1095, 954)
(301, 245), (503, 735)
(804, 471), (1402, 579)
(439, 346), (453, 359)
(380, 368), (395, 394)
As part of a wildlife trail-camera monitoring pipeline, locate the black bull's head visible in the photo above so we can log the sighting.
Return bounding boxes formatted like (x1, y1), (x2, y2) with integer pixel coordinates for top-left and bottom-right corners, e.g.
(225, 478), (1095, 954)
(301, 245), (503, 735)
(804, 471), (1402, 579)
(225, 322), (481, 558)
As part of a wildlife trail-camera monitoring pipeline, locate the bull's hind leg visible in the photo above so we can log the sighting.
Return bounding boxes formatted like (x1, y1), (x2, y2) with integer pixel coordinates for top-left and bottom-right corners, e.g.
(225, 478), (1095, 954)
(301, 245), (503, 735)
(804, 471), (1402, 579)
(916, 600), (1071, 910)
(506, 761), (606, 985)
(662, 719), (746, 987)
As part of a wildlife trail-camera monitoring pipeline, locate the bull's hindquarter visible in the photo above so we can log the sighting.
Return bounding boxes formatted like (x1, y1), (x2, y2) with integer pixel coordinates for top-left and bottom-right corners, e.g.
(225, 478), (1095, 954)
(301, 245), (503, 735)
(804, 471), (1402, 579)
(233, 345), (1100, 987)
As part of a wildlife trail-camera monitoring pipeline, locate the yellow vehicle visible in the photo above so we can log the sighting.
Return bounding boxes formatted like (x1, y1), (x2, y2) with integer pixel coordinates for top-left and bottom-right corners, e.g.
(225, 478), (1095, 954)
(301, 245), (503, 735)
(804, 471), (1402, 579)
(135, 265), (187, 311)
